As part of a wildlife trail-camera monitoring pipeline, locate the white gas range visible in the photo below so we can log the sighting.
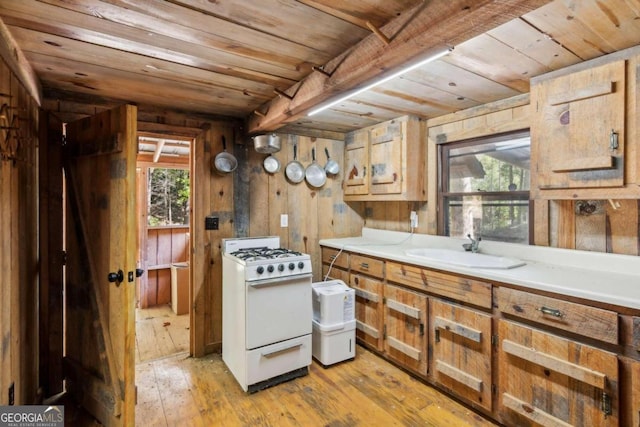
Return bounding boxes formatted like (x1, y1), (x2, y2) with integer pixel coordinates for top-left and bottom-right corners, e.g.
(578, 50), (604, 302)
(222, 236), (313, 393)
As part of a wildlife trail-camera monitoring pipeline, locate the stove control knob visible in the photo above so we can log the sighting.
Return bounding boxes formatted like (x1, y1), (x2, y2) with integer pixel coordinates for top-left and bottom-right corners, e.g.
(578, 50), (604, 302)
(267, 265), (274, 273)
(298, 261), (305, 269)
(278, 264), (285, 272)
(288, 263), (295, 270)
(257, 266), (264, 275)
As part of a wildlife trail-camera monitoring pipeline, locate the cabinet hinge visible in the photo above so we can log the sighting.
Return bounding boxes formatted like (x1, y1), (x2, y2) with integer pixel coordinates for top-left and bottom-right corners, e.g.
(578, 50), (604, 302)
(61, 134), (67, 146)
(382, 297), (386, 304)
(419, 323), (424, 336)
(435, 329), (440, 343)
(383, 325), (387, 340)
(491, 384), (496, 396)
(491, 334), (498, 347)
(61, 250), (67, 266)
(602, 391), (612, 416)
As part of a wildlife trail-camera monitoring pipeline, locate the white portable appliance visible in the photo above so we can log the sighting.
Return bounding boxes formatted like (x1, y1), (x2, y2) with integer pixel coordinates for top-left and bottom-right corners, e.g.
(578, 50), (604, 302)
(222, 236), (312, 393)
(311, 280), (356, 366)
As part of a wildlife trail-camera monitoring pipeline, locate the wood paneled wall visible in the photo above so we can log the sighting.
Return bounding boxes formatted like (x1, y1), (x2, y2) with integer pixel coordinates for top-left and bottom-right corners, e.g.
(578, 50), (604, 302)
(240, 134), (364, 281)
(0, 57), (39, 405)
(140, 227), (189, 308)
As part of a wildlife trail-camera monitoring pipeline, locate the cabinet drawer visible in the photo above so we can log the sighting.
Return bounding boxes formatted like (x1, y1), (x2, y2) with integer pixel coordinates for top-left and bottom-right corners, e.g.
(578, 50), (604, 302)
(321, 247), (349, 270)
(387, 262), (492, 309)
(496, 287), (618, 345)
(350, 254), (384, 279)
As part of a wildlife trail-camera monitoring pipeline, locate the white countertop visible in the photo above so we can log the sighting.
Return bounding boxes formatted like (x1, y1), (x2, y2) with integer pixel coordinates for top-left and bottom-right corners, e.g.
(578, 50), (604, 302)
(319, 228), (640, 311)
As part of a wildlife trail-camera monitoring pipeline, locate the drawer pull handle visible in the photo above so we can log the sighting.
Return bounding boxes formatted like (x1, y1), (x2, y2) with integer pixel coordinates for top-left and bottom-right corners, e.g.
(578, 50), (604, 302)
(262, 343), (302, 358)
(537, 306), (563, 318)
(360, 262), (369, 269)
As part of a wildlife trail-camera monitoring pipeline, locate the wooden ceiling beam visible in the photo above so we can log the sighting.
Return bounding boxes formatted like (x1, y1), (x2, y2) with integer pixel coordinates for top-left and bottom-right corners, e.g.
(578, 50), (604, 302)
(247, 0), (553, 134)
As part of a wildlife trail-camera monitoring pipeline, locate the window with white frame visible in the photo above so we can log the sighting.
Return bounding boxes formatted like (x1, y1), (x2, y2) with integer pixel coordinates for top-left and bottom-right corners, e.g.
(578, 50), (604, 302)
(438, 130), (531, 244)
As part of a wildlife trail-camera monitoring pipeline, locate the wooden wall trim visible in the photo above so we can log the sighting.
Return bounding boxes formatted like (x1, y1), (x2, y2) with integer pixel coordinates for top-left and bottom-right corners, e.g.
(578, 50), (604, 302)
(0, 18), (41, 104)
(426, 93), (530, 128)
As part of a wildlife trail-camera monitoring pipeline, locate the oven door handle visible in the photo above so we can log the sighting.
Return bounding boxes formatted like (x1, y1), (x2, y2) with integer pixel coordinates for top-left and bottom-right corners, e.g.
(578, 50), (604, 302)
(262, 342), (303, 358)
(248, 273), (312, 288)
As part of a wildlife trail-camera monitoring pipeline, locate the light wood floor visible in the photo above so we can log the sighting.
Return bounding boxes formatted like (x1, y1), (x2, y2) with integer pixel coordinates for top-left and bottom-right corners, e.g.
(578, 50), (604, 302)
(135, 345), (498, 426)
(135, 305), (190, 363)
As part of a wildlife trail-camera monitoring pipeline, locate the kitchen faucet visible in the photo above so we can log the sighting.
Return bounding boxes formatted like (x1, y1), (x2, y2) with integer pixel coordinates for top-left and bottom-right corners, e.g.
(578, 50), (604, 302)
(463, 234), (481, 253)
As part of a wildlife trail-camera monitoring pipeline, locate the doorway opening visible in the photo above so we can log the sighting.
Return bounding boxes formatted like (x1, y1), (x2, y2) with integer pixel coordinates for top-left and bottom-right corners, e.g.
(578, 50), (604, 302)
(135, 134), (192, 362)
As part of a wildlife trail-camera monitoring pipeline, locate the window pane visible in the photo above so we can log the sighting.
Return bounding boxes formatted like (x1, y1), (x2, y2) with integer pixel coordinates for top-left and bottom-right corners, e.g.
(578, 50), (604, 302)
(147, 168), (190, 226)
(444, 196), (529, 244)
(440, 131), (531, 244)
(448, 136), (530, 193)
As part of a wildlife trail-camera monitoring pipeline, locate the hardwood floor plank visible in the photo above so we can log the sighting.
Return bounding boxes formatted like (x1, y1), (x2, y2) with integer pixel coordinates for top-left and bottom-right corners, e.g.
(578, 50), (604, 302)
(135, 345), (497, 426)
(136, 305), (190, 362)
(153, 357), (203, 425)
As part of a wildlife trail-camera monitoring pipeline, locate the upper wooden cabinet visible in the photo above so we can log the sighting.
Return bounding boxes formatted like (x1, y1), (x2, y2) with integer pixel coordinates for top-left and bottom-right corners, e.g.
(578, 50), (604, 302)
(344, 128), (369, 196)
(343, 116), (427, 201)
(531, 48), (640, 199)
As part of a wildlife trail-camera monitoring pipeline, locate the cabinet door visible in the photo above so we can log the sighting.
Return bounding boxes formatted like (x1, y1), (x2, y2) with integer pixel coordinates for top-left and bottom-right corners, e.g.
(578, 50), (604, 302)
(430, 299), (492, 412)
(321, 264), (348, 282)
(383, 284), (427, 375)
(350, 274), (384, 351)
(370, 120), (403, 194)
(344, 129), (369, 195)
(498, 320), (618, 426)
(532, 60), (625, 190)
(620, 356), (640, 427)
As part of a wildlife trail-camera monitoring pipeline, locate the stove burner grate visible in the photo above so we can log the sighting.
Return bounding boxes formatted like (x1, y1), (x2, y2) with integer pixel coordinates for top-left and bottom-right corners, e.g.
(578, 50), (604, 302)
(230, 247), (303, 261)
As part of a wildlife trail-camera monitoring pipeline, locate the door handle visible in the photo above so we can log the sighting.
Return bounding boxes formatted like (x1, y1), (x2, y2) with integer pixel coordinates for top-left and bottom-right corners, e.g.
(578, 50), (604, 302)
(107, 269), (124, 286)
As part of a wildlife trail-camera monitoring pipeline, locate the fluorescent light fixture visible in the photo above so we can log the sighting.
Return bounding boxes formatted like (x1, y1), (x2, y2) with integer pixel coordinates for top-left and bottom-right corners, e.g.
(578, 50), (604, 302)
(307, 47), (452, 116)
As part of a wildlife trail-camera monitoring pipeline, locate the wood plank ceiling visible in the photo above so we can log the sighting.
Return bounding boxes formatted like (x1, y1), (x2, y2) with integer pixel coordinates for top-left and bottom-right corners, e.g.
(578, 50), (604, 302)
(2, 0), (640, 138)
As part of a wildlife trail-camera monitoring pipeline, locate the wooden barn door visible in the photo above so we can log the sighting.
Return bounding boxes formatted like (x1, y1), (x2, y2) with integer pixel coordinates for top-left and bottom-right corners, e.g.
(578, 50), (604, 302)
(63, 105), (137, 426)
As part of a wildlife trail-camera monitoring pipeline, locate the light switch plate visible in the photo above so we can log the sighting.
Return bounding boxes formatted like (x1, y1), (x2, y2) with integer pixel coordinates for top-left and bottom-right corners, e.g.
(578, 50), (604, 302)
(280, 214), (288, 227)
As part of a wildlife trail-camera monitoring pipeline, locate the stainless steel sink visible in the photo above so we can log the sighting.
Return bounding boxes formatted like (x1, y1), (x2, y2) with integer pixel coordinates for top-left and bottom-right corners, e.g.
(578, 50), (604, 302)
(405, 248), (525, 269)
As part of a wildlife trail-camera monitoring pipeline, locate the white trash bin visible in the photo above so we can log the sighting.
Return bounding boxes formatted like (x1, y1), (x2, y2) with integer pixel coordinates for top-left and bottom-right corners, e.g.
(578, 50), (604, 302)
(311, 280), (356, 366)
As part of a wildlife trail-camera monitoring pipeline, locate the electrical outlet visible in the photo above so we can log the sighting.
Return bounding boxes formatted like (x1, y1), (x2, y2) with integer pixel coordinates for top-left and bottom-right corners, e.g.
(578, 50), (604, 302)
(410, 211), (418, 228)
(280, 214), (288, 228)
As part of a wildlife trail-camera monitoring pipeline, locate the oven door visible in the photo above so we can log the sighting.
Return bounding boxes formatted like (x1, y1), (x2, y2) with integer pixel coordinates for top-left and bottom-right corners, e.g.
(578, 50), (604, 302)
(246, 273), (312, 349)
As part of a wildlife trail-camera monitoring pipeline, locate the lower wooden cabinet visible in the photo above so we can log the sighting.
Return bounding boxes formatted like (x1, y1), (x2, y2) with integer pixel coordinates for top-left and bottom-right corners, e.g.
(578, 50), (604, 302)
(429, 299), (492, 412)
(383, 284), (427, 375)
(350, 273), (384, 351)
(320, 245), (637, 426)
(498, 319), (619, 426)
